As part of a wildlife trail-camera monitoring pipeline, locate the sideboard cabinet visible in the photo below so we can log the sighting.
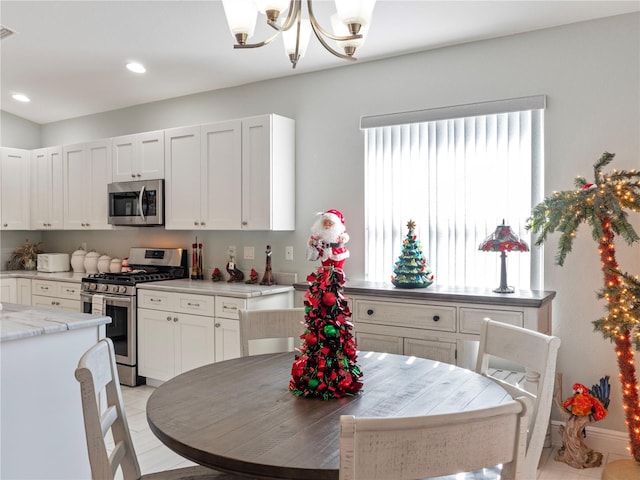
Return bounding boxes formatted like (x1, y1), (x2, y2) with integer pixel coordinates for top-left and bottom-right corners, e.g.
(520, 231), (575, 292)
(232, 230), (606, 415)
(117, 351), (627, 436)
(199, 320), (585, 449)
(294, 281), (555, 370)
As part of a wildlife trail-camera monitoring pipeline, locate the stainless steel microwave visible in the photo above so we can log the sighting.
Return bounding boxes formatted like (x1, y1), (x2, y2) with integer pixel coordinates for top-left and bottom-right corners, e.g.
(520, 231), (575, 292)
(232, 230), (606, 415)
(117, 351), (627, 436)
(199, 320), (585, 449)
(108, 179), (164, 226)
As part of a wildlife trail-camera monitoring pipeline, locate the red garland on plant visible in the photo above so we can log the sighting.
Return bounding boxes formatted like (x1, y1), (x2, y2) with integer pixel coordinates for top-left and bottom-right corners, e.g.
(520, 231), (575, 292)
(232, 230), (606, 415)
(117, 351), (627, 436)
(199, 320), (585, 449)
(290, 210), (363, 399)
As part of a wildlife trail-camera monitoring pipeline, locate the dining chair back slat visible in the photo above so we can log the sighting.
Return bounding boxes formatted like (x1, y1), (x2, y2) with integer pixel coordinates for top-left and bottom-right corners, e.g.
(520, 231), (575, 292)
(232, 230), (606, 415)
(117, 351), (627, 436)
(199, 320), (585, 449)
(339, 396), (532, 480)
(238, 308), (306, 357)
(75, 338), (237, 480)
(476, 318), (561, 479)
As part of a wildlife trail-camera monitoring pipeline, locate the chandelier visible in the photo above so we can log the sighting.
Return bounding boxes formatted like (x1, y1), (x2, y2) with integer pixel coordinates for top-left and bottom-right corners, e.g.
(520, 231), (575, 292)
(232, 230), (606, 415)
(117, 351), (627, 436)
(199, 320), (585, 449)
(221, 0), (376, 69)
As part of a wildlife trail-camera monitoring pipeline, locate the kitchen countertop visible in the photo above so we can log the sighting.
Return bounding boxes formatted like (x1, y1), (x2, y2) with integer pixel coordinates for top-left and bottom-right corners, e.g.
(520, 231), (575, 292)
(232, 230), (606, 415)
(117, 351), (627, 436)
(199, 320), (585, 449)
(136, 278), (294, 298)
(0, 302), (111, 342)
(1, 271), (294, 298)
(0, 270), (85, 282)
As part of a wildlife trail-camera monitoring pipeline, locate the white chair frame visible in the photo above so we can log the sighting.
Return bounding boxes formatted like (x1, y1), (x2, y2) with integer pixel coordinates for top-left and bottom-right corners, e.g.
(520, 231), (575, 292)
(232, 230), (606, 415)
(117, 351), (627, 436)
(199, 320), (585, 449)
(476, 318), (561, 480)
(339, 397), (532, 480)
(75, 338), (235, 480)
(238, 307), (306, 357)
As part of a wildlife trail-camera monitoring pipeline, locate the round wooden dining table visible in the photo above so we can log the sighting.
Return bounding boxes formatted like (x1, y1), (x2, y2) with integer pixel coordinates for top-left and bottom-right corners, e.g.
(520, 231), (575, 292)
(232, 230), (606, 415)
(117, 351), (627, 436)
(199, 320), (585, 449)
(146, 351), (512, 480)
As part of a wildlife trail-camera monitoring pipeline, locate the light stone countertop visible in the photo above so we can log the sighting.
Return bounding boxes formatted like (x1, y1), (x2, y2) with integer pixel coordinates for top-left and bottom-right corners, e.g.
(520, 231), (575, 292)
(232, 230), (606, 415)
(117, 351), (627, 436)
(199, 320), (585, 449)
(0, 302), (111, 342)
(0, 270), (85, 282)
(136, 278), (294, 298)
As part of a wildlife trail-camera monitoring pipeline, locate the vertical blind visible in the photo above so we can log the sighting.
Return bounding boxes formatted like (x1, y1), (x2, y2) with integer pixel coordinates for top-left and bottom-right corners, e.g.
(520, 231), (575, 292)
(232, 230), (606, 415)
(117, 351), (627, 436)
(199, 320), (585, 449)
(362, 96), (545, 289)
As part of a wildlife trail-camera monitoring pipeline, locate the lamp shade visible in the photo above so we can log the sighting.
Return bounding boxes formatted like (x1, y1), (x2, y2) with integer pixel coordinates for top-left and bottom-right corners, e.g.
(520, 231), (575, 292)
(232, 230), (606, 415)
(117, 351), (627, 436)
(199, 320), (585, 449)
(331, 13), (369, 51)
(222, 0), (257, 40)
(334, 0), (376, 27)
(478, 221), (529, 252)
(282, 17), (312, 59)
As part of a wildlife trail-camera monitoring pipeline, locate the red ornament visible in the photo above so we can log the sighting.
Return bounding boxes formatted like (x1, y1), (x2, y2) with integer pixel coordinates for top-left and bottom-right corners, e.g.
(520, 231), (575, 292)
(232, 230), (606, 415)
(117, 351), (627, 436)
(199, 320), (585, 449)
(322, 292), (337, 305)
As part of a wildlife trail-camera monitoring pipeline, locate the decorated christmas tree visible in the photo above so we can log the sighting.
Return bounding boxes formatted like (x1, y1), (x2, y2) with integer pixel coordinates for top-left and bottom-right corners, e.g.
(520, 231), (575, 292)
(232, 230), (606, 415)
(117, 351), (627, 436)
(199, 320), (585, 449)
(290, 210), (363, 399)
(391, 220), (435, 288)
(527, 152), (640, 463)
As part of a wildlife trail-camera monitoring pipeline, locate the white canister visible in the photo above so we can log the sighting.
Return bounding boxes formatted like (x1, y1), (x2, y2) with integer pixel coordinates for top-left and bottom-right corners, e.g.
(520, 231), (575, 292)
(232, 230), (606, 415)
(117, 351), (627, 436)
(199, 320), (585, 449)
(98, 255), (112, 273)
(110, 258), (123, 273)
(84, 251), (100, 274)
(71, 248), (87, 273)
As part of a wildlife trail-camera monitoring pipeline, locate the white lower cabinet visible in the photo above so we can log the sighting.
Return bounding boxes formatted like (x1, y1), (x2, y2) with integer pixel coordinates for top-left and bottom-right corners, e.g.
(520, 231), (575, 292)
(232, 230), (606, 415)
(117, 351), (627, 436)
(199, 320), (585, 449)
(138, 307), (215, 382)
(138, 290), (217, 382)
(138, 287), (293, 383)
(0, 278), (32, 305)
(31, 279), (80, 311)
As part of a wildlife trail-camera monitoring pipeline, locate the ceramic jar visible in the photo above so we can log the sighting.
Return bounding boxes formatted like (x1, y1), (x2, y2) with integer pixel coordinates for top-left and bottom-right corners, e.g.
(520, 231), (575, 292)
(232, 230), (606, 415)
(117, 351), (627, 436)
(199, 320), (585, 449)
(98, 255), (112, 273)
(71, 248), (87, 273)
(110, 258), (123, 273)
(83, 251), (100, 274)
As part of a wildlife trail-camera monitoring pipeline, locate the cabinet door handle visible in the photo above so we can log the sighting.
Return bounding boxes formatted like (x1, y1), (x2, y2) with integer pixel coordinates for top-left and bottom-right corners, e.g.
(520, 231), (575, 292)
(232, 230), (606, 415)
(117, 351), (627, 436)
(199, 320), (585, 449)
(215, 323), (221, 328)
(187, 302), (200, 307)
(173, 317), (179, 322)
(149, 298), (161, 302)
(131, 174), (136, 178)
(194, 221), (199, 226)
(367, 309), (374, 316)
(432, 315), (440, 322)
(166, 316), (172, 321)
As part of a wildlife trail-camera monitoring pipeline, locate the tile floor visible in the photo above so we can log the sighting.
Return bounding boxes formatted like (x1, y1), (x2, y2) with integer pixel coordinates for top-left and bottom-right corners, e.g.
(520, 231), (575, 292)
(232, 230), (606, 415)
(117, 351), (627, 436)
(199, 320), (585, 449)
(121, 384), (628, 479)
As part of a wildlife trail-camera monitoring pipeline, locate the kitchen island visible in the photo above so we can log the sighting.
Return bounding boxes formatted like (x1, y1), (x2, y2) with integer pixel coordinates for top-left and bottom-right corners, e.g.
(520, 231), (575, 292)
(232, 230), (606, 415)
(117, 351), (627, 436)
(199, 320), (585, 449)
(0, 302), (111, 479)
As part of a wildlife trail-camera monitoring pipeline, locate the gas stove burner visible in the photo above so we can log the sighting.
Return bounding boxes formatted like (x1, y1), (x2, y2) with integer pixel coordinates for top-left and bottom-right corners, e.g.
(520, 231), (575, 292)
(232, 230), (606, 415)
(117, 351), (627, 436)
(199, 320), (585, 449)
(81, 247), (188, 296)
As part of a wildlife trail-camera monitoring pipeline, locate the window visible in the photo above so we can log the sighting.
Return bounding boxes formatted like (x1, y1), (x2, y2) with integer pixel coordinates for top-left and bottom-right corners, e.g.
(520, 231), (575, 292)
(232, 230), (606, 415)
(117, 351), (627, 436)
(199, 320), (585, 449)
(362, 96), (545, 290)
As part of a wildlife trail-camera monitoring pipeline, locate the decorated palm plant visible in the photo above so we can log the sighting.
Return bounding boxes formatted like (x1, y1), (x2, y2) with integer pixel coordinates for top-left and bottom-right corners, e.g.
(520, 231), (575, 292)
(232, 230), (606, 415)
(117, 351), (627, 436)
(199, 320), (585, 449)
(527, 152), (640, 462)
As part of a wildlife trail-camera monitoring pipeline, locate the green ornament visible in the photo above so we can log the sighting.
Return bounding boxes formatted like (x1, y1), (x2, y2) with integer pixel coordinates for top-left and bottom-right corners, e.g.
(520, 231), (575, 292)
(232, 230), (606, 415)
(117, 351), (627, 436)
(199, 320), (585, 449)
(308, 378), (319, 389)
(324, 325), (338, 337)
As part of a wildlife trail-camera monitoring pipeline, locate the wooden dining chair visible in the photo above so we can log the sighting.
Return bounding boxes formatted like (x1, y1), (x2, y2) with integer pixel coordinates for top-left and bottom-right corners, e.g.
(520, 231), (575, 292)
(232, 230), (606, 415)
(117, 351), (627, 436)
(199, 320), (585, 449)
(475, 318), (561, 480)
(339, 396), (532, 480)
(75, 338), (240, 480)
(238, 307), (306, 356)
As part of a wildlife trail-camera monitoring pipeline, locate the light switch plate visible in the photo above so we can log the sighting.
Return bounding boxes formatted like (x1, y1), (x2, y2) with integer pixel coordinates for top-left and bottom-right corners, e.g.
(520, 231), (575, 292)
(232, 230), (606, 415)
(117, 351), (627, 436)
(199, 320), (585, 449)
(285, 246), (294, 261)
(244, 246), (255, 260)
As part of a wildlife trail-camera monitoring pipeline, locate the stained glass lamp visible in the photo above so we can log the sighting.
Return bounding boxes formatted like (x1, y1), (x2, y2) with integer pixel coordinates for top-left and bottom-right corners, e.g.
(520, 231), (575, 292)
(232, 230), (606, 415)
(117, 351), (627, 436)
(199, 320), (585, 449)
(479, 220), (529, 293)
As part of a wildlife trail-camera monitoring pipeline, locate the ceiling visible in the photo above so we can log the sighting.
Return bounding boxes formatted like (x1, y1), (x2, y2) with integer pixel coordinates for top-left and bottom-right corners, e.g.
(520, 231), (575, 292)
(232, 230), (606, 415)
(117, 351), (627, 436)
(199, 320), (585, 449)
(1, 1), (639, 125)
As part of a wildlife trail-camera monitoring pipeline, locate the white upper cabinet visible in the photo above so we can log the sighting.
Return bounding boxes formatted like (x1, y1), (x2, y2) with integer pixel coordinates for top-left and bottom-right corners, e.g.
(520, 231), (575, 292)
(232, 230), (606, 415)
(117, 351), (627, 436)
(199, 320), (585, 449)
(241, 114), (295, 231)
(165, 114), (294, 231)
(164, 126), (205, 229)
(31, 146), (64, 230)
(63, 139), (113, 230)
(201, 120), (242, 229)
(0, 147), (31, 230)
(112, 130), (164, 182)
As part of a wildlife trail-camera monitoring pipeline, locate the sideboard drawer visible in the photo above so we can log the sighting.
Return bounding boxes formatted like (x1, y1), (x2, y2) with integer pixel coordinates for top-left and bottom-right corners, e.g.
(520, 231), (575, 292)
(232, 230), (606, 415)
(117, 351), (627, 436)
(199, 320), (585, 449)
(459, 308), (523, 334)
(354, 300), (456, 333)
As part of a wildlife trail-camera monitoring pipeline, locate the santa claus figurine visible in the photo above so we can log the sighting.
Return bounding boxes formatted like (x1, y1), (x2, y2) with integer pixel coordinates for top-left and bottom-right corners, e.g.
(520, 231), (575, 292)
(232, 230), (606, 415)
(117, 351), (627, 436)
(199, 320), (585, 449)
(307, 209), (350, 270)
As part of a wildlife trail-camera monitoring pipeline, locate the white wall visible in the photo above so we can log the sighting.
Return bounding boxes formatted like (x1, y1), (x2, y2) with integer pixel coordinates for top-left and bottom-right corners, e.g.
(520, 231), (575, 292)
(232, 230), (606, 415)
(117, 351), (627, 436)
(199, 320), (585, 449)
(2, 13), (639, 435)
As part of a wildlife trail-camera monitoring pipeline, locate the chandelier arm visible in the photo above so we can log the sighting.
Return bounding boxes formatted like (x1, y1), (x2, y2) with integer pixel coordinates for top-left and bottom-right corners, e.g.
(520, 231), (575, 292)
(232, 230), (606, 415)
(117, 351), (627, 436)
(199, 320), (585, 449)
(309, 20), (357, 62)
(234, 30), (281, 49)
(276, 0), (300, 32)
(307, 0), (363, 42)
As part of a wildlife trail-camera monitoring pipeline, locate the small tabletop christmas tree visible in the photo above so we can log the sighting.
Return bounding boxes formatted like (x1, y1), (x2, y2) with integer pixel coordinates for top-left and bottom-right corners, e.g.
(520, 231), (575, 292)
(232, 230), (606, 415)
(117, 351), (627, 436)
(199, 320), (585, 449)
(391, 220), (434, 289)
(290, 210), (363, 399)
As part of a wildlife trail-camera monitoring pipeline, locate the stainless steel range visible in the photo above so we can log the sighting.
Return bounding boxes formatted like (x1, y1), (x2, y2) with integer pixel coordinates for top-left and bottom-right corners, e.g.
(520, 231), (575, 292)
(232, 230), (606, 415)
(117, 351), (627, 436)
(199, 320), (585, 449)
(81, 247), (187, 386)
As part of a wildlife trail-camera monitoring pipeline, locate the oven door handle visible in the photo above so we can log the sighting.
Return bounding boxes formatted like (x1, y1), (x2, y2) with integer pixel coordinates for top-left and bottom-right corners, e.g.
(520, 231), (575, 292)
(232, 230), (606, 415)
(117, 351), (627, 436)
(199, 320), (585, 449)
(138, 185), (146, 222)
(81, 293), (133, 309)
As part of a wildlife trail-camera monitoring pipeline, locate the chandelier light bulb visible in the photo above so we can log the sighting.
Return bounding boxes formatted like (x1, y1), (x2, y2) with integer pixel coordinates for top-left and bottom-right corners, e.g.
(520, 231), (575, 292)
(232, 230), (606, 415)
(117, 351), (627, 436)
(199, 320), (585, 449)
(330, 13), (368, 56)
(334, 0), (376, 34)
(255, 0), (290, 22)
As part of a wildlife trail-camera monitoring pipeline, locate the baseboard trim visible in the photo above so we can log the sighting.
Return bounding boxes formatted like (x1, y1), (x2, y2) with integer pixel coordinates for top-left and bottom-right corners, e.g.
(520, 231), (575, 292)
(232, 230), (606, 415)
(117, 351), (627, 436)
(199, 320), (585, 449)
(551, 420), (630, 456)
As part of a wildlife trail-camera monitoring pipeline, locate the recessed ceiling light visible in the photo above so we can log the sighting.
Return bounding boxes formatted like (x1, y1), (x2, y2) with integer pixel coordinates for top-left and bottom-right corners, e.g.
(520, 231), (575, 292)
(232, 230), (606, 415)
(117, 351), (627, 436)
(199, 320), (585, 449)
(126, 62), (146, 74)
(12, 93), (30, 102)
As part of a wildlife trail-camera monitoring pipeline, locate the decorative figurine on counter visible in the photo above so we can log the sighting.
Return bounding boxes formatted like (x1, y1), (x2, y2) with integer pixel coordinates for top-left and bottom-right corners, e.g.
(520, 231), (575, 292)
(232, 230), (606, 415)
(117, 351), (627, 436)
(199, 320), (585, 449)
(211, 267), (223, 282)
(306, 209), (350, 271)
(260, 245), (275, 285)
(245, 268), (259, 284)
(226, 250), (244, 283)
(290, 209), (362, 400)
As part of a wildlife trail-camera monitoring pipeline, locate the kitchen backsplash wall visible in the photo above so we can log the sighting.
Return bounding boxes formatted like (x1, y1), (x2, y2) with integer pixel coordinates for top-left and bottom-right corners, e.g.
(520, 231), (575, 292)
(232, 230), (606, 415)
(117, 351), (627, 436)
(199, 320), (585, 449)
(5, 229), (308, 282)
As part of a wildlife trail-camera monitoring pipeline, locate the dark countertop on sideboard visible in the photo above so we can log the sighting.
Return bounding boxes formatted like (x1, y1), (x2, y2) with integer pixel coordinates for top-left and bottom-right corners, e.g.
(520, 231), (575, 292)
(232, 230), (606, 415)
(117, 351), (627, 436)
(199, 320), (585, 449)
(293, 280), (556, 308)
